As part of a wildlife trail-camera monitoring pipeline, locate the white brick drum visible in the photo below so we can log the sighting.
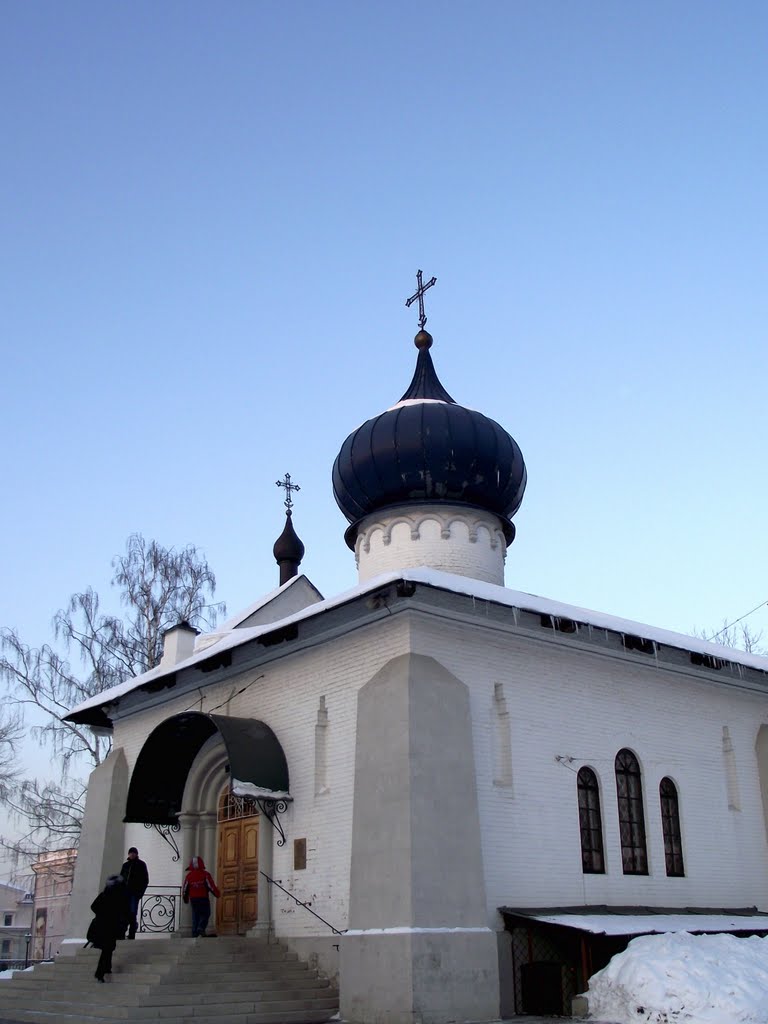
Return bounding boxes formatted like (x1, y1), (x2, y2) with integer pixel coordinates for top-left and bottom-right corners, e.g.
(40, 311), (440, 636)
(355, 504), (507, 585)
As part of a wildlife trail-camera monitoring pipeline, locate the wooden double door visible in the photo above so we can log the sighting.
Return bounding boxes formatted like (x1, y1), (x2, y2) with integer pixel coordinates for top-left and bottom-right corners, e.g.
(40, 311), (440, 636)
(216, 792), (259, 935)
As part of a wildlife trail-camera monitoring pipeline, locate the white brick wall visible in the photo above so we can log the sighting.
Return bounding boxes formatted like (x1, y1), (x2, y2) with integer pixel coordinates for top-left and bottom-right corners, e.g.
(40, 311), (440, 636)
(105, 599), (768, 942)
(111, 615), (411, 938)
(411, 614), (768, 920)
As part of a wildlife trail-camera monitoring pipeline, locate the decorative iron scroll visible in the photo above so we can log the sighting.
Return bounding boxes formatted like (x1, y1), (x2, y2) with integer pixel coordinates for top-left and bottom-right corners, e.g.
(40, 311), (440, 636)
(255, 797), (289, 847)
(218, 792), (260, 822)
(139, 887), (180, 933)
(143, 821), (181, 861)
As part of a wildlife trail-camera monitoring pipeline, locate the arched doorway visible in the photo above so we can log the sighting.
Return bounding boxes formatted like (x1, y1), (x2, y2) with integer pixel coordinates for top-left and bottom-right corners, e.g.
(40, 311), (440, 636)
(216, 790), (260, 935)
(123, 711), (291, 936)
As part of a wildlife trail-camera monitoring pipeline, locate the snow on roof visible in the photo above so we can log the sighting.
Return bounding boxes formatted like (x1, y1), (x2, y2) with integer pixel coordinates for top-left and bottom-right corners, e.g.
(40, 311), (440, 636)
(66, 566), (768, 721)
(414, 568), (768, 673)
(385, 398), (449, 411)
(218, 573), (321, 631)
(67, 571), (398, 717)
(505, 910), (768, 936)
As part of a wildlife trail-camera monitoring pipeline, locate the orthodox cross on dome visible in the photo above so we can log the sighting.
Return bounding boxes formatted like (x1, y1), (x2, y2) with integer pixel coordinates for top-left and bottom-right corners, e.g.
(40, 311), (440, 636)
(405, 269), (437, 331)
(276, 472), (300, 513)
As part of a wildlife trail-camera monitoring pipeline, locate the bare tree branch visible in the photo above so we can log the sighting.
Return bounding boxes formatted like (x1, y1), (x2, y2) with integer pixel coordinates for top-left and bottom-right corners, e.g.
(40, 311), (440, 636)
(695, 620), (765, 655)
(0, 710), (22, 803)
(0, 533), (224, 858)
(0, 778), (87, 862)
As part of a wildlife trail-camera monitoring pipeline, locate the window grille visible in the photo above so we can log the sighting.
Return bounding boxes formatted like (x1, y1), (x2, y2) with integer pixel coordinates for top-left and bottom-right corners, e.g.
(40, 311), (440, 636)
(577, 767), (605, 873)
(615, 749), (648, 874)
(660, 777), (685, 877)
(217, 790), (260, 822)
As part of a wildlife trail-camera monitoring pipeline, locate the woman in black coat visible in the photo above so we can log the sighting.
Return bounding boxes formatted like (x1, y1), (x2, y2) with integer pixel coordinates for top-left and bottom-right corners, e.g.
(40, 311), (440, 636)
(89, 875), (131, 981)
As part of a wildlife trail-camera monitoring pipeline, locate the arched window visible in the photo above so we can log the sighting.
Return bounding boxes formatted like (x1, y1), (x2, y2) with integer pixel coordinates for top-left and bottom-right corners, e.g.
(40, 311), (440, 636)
(615, 749), (648, 874)
(659, 777), (685, 877)
(577, 767), (605, 873)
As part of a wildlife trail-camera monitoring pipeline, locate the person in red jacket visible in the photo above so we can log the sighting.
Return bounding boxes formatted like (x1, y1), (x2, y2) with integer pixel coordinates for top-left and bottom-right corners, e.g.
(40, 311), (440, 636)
(182, 856), (221, 938)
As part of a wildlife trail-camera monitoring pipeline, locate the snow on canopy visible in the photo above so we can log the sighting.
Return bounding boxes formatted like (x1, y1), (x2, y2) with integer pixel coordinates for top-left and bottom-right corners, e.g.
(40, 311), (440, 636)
(517, 910), (768, 936)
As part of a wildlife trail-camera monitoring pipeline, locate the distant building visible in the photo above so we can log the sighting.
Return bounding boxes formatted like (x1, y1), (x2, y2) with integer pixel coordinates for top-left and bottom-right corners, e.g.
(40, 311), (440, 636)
(0, 882), (33, 963)
(31, 849), (76, 960)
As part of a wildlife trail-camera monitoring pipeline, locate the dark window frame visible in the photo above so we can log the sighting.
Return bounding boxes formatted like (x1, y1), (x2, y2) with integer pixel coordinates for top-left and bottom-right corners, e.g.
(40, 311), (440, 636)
(577, 766), (605, 874)
(615, 748), (649, 875)
(660, 777), (685, 877)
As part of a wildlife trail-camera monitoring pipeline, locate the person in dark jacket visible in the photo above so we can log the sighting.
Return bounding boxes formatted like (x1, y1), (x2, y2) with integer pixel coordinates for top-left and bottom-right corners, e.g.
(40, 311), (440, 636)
(182, 856), (221, 938)
(120, 847), (149, 939)
(89, 875), (131, 981)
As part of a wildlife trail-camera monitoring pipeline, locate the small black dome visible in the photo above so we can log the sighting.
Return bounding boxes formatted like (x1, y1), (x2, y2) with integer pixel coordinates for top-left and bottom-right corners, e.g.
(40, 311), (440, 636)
(273, 511), (305, 585)
(332, 333), (527, 549)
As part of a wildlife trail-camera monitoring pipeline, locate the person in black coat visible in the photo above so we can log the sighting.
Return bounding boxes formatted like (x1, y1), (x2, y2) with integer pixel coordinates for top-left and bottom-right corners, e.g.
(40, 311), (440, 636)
(119, 846), (149, 939)
(89, 875), (131, 981)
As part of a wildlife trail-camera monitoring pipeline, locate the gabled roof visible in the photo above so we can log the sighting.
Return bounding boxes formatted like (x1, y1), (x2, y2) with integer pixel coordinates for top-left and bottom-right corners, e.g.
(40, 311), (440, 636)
(218, 573), (323, 631)
(65, 567), (768, 727)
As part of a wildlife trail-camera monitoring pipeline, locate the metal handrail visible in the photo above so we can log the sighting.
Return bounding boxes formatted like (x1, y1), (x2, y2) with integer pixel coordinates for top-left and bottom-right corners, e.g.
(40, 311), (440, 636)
(139, 885), (182, 933)
(259, 871), (345, 936)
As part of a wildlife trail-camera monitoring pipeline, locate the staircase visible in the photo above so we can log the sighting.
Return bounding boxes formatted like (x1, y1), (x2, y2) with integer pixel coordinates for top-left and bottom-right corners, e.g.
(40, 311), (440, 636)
(0, 935), (339, 1023)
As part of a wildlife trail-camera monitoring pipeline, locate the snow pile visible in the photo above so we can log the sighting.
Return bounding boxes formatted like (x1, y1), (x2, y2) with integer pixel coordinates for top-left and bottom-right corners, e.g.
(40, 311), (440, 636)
(586, 932), (768, 1024)
(0, 966), (35, 981)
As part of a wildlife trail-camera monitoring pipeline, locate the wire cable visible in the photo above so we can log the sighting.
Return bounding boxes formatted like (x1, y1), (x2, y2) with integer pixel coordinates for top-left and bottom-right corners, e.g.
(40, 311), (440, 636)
(706, 599), (768, 642)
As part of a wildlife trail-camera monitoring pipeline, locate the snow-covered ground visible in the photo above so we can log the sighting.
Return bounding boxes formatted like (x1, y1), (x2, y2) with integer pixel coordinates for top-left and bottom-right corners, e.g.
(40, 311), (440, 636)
(0, 966), (35, 980)
(585, 932), (768, 1024)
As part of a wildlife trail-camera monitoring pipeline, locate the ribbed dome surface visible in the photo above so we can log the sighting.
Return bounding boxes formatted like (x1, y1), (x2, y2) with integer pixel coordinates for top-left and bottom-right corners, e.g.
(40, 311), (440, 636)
(332, 336), (527, 546)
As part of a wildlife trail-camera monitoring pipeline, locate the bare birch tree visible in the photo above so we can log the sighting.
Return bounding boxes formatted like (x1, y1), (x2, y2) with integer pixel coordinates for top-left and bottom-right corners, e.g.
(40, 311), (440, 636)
(0, 533), (225, 860)
(0, 711), (22, 802)
(698, 621), (765, 655)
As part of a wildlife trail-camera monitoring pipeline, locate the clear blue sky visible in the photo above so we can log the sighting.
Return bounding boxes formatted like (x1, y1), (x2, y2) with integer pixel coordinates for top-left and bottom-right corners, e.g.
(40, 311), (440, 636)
(2, 0), (767, 670)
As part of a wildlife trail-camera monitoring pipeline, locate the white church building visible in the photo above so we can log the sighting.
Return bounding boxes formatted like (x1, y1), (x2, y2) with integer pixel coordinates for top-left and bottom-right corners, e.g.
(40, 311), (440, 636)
(65, 298), (768, 1021)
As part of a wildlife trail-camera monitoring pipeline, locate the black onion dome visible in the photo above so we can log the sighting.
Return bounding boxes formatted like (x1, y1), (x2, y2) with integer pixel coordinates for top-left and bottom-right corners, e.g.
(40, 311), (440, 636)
(273, 511), (305, 565)
(332, 332), (527, 549)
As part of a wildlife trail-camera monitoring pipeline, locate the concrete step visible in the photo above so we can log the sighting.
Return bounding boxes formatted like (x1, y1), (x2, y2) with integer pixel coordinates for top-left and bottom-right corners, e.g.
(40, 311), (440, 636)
(0, 936), (338, 1024)
(0, 995), (339, 1019)
(1, 983), (334, 1007)
(0, 1007), (333, 1024)
(181, 949), (301, 962)
(55, 959), (179, 973)
(173, 969), (311, 982)
(158, 976), (330, 994)
(8, 971), (328, 994)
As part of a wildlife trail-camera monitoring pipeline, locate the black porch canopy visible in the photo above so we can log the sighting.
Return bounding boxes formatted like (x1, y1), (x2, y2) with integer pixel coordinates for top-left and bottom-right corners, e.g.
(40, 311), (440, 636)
(124, 712), (290, 825)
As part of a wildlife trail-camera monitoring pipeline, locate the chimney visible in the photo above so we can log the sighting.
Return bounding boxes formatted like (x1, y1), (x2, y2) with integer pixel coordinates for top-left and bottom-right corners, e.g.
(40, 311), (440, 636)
(160, 621), (199, 668)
